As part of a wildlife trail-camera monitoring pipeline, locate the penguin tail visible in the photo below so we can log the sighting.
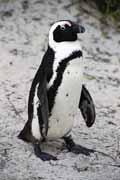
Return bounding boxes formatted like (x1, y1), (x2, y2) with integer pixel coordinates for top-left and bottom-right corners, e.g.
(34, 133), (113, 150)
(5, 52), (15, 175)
(18, 121), (33, 143)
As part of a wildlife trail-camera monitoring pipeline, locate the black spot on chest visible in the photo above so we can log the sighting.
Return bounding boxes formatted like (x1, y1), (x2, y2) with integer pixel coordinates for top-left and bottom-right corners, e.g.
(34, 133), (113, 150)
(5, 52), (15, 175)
(67, 71), (70, 75)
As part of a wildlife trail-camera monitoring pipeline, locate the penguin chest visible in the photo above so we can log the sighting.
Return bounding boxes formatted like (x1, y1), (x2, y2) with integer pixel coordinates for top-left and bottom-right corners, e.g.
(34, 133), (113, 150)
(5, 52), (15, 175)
(48, 58), (83, 139)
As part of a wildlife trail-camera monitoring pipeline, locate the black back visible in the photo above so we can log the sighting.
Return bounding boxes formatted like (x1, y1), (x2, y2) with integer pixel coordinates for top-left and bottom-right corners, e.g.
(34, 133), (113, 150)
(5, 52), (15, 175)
(18, 46), (54, 141)
(28, 46), (54, 120)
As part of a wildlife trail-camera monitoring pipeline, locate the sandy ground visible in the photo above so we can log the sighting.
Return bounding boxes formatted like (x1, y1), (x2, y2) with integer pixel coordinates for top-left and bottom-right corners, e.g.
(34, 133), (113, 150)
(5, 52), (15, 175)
(0, 0), (120, 179)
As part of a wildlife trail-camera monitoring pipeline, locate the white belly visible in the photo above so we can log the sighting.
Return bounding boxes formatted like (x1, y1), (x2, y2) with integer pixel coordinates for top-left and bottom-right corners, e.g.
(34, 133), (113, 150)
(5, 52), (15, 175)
(47, 58), (83, 139)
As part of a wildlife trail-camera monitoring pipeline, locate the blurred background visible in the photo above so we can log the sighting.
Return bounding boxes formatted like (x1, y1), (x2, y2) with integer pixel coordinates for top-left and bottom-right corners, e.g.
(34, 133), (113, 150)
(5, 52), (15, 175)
(0, 1), (120, 180)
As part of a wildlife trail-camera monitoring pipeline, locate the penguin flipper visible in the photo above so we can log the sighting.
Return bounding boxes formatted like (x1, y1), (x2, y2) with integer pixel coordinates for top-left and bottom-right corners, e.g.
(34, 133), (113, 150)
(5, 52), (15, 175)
(18, 75), (49, 142)
(37, 76), (49, 137)
(79, 85), (96, 127)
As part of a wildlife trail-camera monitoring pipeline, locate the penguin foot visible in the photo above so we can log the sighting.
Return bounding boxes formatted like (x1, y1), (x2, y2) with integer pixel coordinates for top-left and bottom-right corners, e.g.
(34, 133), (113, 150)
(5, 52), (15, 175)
(63, 136), (94, 156)
(33, 143), (57, 161)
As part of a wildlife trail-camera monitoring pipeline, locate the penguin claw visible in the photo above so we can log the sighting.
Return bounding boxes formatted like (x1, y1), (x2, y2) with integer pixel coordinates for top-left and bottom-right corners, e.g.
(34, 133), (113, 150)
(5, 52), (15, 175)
(33, 143), (57, 161)
(36, 152), (57, 161)
(63, 136), (94, 156)
(68, 144), (94, 156)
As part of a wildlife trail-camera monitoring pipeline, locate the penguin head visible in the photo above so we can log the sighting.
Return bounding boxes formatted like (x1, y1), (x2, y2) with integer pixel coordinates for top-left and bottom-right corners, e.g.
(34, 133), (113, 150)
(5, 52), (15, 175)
(49, 20), (85, 51)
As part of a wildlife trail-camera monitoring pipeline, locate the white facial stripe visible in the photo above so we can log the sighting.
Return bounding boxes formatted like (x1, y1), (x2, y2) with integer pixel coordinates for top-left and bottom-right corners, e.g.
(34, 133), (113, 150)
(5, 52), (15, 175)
(49, 21), (72, 49)
(50, 21), (71, 34)
(65, 21), (71, 27)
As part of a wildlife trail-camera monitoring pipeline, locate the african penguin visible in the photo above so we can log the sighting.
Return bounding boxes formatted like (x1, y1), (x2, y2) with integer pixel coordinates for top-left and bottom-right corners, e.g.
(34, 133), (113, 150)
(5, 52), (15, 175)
(18, 20), (96, 161)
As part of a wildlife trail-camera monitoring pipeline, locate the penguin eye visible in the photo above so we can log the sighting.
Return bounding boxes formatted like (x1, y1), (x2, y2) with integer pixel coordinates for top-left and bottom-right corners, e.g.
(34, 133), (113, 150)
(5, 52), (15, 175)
(60, 25), (65, 30)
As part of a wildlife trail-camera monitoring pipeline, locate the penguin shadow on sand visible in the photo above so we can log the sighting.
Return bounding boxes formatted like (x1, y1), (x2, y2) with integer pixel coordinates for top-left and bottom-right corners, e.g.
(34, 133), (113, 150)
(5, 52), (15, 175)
(18, 20), (96, 161)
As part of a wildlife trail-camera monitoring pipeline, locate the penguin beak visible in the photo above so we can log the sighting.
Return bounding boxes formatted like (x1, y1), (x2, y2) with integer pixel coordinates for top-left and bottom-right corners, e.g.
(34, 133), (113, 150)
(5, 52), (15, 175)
(72, 23), (85, 34)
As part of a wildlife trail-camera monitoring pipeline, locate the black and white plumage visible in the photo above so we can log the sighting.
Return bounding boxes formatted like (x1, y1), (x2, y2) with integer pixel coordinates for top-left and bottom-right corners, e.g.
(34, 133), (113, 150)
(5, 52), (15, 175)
(18, 20), (96, 161)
